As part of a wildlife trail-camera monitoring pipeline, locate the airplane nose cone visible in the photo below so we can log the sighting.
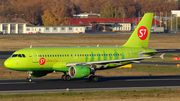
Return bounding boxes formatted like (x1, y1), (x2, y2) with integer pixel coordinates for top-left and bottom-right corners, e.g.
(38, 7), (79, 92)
(4, 59), (12, 68)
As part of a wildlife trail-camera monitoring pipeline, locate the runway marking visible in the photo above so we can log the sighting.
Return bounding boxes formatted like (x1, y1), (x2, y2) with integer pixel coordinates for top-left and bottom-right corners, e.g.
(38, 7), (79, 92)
(0, 82), (35, 85)
(125, 79), (180, 81)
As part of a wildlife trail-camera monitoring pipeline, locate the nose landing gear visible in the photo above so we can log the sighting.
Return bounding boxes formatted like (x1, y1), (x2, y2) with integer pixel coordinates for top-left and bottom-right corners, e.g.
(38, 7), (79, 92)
(26, 71), (32, 82)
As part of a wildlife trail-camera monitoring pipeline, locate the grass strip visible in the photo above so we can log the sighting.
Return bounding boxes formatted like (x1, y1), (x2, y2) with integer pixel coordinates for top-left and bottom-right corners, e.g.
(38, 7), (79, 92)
(0, 89), (180, 101)
(0, 34), (180, 51)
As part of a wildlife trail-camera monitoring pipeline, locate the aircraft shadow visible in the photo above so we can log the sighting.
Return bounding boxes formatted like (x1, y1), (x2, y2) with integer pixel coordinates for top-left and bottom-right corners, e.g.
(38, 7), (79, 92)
(36, 75), (180, 82)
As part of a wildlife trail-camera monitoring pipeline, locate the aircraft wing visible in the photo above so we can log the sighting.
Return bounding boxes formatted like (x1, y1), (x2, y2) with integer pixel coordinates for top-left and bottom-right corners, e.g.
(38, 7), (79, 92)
(66, 56), (153, 67)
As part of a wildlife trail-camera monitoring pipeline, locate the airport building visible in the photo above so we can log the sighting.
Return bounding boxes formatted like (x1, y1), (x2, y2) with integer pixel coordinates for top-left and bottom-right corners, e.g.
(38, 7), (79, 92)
(70, 18), (164, 32)
(171, 10), (180, 17)
(26, 25), (86, 34)
(0, 18), (28, 34)
(0, 18), (86, 34)
(0, 15), (164, 34)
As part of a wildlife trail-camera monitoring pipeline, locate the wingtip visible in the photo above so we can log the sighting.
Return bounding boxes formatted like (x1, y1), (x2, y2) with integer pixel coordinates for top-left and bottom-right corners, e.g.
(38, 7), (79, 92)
(160, 53), (165, 59)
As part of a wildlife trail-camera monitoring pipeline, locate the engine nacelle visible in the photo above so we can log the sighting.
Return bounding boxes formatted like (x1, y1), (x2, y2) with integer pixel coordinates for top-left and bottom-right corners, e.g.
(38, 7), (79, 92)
(69, 65), (90, 78)
(32, 71), (53, 77)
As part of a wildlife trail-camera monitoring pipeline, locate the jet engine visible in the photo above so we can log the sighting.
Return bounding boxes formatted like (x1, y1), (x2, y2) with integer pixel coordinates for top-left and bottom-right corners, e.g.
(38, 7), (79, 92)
(32, 71), (53, 77)
(69, 65), (90, 78)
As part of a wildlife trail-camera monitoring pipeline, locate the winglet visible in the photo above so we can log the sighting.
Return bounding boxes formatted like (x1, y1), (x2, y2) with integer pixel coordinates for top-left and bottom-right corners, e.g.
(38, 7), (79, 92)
(152, 53), (165, 59)
(160, 53), (165, 59)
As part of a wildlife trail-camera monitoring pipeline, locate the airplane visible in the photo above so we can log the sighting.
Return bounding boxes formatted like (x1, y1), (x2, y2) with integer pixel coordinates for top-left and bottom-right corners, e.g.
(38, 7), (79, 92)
(4, 13), (164, 82)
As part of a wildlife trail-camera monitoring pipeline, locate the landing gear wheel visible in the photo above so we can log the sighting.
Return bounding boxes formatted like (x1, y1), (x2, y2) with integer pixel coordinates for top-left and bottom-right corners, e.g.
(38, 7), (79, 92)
(62, 75), (66, 81)
(61, 75), (71, 81)
(26, 78), (32, 82)
(92, 76), (98, 82)
(89, 76), (98, 82)
(66, 75), (71, 81)
(89, 76), (93, 81)
(26, 71), (32, 82)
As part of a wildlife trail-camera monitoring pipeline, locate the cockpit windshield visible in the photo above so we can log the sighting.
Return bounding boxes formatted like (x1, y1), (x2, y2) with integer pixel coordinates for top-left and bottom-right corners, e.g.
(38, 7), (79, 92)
(12, 54), (18, 57)
(22, 54), (25, 57)
(12, 54), (26, 58)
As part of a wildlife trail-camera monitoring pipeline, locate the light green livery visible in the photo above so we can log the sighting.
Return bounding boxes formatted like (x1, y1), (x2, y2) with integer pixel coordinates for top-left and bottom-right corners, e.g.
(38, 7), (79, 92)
(123, 13), (153, 48)
(4, 13), (158, 82)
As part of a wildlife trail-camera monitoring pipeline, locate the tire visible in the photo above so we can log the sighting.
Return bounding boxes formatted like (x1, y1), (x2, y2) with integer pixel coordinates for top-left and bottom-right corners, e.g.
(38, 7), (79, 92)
(26, 78), (29, 82)
(89, 76), (93, 81)
(92, 76), (98, 82)
(62, 75), (66, 81)
(26, 78), (32, 82)
(66, 75), (71, 81)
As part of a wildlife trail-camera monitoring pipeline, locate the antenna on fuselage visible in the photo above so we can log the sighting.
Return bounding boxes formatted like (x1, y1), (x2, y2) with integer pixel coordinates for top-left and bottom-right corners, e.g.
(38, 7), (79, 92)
(30, 45), (32, 48)
(97, 44), (99, 47)
(116, 45), (118, 47)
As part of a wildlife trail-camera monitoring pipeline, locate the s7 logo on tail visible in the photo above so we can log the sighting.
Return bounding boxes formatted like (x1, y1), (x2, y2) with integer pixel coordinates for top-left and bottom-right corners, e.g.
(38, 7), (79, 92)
(138, 26), (148, 40)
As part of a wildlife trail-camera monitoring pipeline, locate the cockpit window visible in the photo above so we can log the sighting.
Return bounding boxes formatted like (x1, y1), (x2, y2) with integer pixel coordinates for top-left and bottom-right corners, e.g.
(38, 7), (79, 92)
(12, 54), (18, 57)
(18, 54), (22, 57)
(22, 54), (26, 57)
(12, 54), (26, 58)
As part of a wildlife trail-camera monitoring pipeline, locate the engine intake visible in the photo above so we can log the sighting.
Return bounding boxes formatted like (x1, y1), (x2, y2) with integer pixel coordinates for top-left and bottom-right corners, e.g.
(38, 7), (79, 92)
(69, 65), (90, 78)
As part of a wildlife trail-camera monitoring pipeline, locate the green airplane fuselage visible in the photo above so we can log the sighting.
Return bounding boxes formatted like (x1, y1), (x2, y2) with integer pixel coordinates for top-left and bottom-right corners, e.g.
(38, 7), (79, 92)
(6, 46), (156, 71)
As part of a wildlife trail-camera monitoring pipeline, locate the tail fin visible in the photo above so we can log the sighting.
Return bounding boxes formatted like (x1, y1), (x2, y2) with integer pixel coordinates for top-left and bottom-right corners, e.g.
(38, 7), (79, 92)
(123, 13), (153, 48)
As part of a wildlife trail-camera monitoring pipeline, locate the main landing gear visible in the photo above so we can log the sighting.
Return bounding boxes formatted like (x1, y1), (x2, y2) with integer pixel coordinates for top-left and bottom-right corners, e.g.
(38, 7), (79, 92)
(89, 75), (98, 82)
(61, 72), (71, 81)
(89, 68), (98, 82)
(26, 71), (32, 82)
(61, 73), (98, 82)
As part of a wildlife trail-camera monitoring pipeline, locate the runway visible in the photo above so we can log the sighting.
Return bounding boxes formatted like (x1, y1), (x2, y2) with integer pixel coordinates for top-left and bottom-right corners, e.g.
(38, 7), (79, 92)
(1, 76), (180, 94)
(0, 51), (13, 59)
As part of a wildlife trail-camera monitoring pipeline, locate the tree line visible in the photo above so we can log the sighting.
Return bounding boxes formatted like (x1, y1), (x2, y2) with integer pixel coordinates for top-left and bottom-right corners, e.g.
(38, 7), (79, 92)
(0, 0), (177, 25)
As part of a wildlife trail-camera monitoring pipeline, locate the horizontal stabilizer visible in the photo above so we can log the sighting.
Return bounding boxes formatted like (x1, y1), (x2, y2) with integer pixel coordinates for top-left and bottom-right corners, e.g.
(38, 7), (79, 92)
(142, 50), (176, 54)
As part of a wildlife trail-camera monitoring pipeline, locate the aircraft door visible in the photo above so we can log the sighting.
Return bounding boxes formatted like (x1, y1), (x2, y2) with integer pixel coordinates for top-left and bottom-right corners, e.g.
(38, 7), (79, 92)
(125, 48), (132, 58)
(31, 50), (39, 63)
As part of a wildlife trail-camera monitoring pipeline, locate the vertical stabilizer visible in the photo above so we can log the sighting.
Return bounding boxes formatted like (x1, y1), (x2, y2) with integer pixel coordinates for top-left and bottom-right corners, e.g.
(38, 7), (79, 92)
(123, 13), (153, 48)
